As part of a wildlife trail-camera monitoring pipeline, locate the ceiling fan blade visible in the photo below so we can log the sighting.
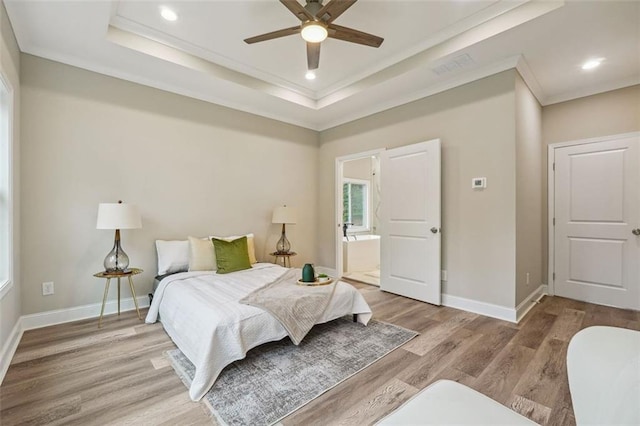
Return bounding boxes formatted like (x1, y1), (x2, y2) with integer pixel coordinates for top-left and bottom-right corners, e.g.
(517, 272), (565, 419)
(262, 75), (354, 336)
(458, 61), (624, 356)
(316, 0), (357, 23)
(280, 0), (315, 22)
(307, 42), (320, 70)
(244, 26), (301, 44)
(327, 23), (383, 47)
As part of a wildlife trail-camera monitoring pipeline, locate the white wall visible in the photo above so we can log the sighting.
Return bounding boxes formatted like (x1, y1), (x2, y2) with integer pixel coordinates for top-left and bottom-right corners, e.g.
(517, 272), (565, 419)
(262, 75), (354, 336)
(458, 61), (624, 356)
(541, 85), (640, 281)
(20, 54), (319, 315)
(0, 0), (21, 371)
(515, 73), (542, 305)
(319, 71), (518, 308)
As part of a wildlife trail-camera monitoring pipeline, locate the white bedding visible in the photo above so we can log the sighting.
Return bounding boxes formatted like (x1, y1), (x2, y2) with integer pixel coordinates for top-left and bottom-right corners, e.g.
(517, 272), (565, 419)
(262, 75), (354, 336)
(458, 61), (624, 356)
(145, 263), (372, 401)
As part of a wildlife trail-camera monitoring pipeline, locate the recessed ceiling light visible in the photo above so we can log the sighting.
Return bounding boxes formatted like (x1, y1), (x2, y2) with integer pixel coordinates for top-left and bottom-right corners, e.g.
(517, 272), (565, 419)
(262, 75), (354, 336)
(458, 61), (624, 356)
(305, 71), (316, 80)
(582, 58), (603, 70)
(160, 6), (178, 22)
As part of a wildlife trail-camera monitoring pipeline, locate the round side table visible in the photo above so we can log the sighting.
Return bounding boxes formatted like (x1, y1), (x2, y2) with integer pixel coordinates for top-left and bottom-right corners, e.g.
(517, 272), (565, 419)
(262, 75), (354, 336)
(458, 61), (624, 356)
(270, 252), (297, 268)
(93, 268), (143, 328)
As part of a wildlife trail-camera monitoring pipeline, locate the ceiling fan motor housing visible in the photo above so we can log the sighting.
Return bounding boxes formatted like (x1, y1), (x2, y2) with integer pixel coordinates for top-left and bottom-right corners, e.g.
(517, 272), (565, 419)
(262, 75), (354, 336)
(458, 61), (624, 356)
(305, 0), (324, 18)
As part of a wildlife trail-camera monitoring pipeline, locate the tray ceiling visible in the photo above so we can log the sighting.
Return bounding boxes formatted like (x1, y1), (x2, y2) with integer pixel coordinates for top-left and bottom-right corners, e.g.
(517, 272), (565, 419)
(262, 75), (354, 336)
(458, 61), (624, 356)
(5, 0), (639, 130)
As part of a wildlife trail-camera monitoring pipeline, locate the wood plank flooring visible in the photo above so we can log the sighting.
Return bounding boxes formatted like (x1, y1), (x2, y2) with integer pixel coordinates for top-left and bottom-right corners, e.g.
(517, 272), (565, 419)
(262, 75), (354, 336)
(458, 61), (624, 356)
(1, 284), (638, 425)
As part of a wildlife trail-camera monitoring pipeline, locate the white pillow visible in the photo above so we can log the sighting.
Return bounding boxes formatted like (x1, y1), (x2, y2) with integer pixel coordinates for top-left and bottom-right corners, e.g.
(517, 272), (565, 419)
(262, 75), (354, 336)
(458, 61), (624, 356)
(188, 236), (216, 271)
(155, 240), (189, 275)
(209, 233), (257, 264)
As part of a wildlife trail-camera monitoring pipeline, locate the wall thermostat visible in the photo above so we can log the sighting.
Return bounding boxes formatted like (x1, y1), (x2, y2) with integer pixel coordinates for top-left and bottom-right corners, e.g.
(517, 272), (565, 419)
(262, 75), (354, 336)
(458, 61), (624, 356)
(472, 177), (487, 189)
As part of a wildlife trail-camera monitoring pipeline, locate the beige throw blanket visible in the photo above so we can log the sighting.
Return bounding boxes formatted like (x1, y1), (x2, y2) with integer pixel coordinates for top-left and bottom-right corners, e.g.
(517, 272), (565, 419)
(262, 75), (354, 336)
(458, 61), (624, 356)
(239, 268), (337, 345)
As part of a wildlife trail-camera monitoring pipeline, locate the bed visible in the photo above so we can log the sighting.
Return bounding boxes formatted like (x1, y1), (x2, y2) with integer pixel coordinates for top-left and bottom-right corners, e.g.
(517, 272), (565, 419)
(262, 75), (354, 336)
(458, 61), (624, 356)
(145, 262), (372, 401)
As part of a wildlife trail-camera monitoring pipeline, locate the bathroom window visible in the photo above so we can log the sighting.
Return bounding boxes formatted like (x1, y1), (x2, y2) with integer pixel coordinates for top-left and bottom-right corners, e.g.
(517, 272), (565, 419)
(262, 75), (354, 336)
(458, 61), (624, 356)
(343, 178), (369, 233)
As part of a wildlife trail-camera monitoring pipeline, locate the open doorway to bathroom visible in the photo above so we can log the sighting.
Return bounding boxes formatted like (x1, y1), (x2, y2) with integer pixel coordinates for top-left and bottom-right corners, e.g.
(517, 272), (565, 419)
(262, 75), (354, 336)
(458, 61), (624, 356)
(336, 150), (383, 287)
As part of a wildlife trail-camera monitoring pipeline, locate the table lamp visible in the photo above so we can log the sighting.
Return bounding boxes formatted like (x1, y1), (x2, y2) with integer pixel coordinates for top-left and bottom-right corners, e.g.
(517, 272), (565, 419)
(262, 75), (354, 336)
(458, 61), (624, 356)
(96, 200), (142, 273)
(272, 205), (297, 254)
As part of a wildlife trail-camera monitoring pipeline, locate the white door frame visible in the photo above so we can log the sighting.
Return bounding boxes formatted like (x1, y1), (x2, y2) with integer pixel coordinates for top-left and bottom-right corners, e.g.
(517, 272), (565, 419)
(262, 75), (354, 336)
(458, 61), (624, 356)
(547, 131), (640, 296)
(0, 71), (14, 300)
(335, 148), (385, 278)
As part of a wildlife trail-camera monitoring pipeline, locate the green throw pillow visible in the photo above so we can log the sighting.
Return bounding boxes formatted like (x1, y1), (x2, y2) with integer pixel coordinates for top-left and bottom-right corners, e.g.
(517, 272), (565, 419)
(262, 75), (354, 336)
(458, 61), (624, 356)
(211, 236), (252, 274)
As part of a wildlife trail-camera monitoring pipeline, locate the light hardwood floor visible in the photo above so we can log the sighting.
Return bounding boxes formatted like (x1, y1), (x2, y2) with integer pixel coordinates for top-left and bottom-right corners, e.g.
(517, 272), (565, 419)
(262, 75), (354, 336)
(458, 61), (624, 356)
(1, 285), (638, 425)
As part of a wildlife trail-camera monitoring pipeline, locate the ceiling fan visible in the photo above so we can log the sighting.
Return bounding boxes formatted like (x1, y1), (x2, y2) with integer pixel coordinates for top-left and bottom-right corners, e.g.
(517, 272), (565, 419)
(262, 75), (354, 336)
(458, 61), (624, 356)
(244, 0), (384, 70)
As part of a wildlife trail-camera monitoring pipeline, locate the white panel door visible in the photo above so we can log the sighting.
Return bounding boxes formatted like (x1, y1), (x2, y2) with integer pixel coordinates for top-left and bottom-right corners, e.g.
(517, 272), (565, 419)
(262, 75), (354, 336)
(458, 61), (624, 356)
(554, 134), (640, 309)
(380, 140), (441, 305)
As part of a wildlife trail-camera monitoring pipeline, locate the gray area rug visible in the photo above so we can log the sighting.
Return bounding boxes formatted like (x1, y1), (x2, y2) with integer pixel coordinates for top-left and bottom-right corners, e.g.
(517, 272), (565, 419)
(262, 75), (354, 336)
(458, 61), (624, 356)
(167, 317), (417, 426)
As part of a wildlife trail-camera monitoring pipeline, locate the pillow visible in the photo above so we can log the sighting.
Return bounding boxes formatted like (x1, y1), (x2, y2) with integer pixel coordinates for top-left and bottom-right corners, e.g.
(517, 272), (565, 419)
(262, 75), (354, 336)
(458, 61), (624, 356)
(188, 236), (216, 271)
(211, 236), (252, 274)
(155, 240), (189, 275)
(210, 233), (257, 264)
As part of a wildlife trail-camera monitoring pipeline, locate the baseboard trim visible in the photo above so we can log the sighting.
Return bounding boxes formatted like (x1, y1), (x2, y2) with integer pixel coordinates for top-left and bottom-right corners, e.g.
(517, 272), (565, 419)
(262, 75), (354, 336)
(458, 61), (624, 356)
(0, 318), (23, 385)
(442, 293), (517, 323)
(516, 284), (548, 323)
(21, 296), (150, 331)
(1, 295), (151, 385)
(326, 270), (548, 324)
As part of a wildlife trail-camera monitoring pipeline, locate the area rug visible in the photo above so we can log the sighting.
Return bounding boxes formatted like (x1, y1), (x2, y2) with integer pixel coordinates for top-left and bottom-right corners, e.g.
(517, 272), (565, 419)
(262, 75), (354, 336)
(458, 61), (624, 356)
(166, 317), (417, 426)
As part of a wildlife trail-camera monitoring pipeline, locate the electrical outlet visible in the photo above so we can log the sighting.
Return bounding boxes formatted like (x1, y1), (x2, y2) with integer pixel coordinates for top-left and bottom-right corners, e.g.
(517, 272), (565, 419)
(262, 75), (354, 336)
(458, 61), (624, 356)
(42, 281), (54, 296)
(441, 270), (448, 281)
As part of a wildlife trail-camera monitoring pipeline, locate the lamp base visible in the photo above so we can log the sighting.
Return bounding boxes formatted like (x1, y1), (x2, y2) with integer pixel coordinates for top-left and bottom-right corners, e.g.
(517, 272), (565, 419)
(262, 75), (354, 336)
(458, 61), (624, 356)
(275, 224), (291, 254)
(104, 229), (130, 273)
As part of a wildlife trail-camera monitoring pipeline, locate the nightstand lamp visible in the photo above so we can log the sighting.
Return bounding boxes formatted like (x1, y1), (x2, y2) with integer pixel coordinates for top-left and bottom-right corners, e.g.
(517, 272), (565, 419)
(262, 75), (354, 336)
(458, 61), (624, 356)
(96, 200), (142, 273)
(272, 205), (297, 254)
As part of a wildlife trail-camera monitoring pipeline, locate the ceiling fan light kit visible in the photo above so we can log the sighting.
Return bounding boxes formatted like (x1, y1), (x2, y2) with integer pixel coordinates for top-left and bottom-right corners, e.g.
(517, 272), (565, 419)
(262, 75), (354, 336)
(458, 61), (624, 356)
(244, 0), (383, 71)
(301, 21), (328, 43)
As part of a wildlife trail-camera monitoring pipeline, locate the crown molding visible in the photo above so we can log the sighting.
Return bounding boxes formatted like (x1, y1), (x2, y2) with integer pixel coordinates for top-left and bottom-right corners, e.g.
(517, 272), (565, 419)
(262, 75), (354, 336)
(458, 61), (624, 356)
(515, 55), (546, 104)
(543, 74), (640, 106)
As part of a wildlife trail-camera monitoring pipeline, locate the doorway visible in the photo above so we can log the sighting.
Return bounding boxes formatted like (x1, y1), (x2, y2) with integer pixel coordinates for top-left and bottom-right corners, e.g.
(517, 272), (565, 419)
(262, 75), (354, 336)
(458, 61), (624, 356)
(335, 140), (442, 306)
(336, 151), (383, 286)
(549, 132), (639, 310)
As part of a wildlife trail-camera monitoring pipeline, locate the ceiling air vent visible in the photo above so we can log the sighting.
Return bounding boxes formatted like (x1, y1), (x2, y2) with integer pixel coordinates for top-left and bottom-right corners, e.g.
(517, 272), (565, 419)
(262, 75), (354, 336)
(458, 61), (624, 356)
(431, 54), (476, 76)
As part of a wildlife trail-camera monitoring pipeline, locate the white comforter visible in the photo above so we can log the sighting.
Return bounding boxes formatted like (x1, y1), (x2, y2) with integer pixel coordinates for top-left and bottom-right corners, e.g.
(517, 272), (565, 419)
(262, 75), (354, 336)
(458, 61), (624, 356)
(145, 263), (372, 401)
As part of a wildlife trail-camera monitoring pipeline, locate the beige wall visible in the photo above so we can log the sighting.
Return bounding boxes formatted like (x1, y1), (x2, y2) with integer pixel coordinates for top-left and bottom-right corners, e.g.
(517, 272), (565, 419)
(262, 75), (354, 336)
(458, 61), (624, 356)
(0, 1), (21, 359)
(515, 74), (542, 305)
(541, 85), (640, 281)
(343, 157), (372, 180)
(20, 54), (319, 315)
(319, 71), (518, 308)
(14, 46), (639, 320)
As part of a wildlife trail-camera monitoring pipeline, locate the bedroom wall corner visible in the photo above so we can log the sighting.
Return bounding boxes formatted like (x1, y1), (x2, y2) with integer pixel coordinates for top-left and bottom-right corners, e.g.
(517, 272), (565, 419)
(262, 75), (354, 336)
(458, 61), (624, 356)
(318, 70), (518, 310)
(19, 54), (320, 317)
(0, 0), (22, 383)
(514, 72), (542, 307)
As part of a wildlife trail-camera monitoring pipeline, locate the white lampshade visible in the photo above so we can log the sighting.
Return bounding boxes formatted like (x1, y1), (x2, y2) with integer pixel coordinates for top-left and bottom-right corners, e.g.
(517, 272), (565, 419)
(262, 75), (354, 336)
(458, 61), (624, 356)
(272, 205), (297, 224)
(96, 202), (142, 230)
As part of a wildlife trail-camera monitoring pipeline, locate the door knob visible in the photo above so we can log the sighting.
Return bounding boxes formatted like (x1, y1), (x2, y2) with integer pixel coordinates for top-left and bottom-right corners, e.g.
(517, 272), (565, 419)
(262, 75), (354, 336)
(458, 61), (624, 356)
(633, 228), (640, 236)
(430, 227), (440, 234)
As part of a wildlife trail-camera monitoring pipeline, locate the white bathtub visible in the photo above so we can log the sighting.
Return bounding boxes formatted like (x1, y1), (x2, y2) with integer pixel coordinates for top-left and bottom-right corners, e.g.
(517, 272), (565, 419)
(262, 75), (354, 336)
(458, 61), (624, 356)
(343, 234), (380, 273)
